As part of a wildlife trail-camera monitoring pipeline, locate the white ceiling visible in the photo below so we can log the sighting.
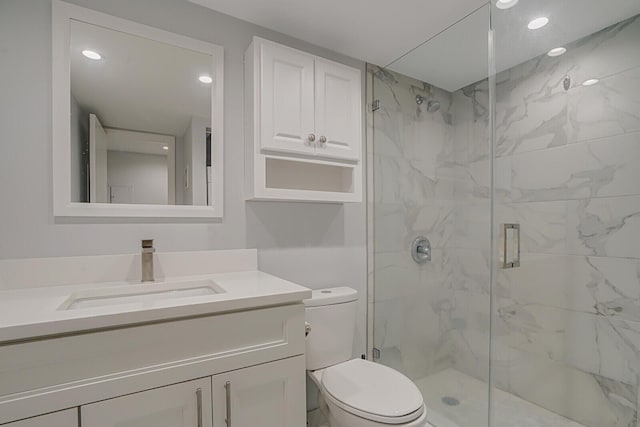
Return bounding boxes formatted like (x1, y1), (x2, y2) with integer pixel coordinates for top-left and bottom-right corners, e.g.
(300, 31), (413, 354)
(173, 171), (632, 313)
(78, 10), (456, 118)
(70, 19), (212, 137)
(190, 0), (640, 93)
(188, 0), (487, 67)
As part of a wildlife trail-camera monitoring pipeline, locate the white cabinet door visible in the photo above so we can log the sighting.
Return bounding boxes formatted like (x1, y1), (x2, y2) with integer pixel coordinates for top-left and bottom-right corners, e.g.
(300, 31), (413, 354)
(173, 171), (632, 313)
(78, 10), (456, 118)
(212, 356), (305, 427)
(314, 58), (361, 161)
(260, 41), (315, 156)
(82, 378), (212, 427)
(5, 409), (77, 427)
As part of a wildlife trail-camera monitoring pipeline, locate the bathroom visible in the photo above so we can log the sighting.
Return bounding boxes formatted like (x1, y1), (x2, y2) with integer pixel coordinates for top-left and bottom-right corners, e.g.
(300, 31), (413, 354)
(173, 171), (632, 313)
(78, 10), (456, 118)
(0, 0), (638, 426)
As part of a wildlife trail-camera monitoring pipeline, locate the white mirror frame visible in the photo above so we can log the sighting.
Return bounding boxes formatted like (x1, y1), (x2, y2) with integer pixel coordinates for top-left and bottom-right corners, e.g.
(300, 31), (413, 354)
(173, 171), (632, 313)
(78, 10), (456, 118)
(52, 1), (224, 219)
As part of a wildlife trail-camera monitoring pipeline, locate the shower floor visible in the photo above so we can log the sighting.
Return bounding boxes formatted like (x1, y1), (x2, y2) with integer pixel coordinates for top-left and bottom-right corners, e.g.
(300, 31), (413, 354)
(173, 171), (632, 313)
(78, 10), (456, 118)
(416, 369), (585, 427)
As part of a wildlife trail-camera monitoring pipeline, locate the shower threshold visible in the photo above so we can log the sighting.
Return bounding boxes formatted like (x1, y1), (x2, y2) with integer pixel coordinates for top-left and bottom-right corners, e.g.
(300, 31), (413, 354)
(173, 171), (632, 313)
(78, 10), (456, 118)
(415, 368), (585, 427)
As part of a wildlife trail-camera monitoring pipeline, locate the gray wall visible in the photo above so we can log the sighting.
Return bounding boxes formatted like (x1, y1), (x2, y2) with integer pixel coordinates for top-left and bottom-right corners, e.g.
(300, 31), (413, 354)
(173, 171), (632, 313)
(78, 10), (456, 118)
(0, 0), (367, 356)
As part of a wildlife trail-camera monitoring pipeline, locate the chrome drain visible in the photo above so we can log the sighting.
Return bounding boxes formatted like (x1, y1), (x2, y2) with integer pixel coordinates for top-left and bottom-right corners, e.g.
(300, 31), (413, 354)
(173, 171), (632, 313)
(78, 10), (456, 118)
(441, 396), (460, 406)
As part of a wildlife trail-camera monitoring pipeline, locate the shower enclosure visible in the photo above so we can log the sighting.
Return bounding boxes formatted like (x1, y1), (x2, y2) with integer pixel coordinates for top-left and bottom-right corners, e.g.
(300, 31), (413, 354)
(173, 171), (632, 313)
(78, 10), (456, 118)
(369, 1), (640, 426)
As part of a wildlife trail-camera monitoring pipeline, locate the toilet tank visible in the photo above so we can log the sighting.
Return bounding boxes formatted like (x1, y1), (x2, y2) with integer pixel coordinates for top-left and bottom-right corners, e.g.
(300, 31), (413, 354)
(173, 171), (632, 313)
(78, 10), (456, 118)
(304, 287), (358, 370)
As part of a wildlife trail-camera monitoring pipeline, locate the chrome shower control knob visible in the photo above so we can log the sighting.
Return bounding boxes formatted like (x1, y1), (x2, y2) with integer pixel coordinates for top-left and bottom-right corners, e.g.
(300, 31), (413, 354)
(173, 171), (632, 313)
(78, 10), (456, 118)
(319, 135), (327, 144)
(411, 236), (431, 264)
(308, 133), (316, 142)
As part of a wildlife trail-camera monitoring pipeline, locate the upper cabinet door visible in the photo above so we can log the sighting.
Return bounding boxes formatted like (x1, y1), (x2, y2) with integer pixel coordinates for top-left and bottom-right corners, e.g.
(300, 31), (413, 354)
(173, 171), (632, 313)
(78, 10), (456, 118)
(260, 42), (315, 156)
(81, 378), (212, 427)
(314, 59), (361, 161)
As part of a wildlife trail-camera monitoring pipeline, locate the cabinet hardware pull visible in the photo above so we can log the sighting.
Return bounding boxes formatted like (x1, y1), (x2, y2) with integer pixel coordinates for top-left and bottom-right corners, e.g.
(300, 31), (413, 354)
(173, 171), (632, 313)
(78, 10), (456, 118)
(225, 381), (232, 426)
(308, 133), (316, 142)
(319, 135), (327, 144)
(196, 387), (203, 427)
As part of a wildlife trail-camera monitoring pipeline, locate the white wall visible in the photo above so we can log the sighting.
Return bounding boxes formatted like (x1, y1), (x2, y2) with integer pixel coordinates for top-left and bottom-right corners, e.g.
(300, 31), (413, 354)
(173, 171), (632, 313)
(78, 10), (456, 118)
(107, 151), (169, 205)
(0, 0), (367, 357)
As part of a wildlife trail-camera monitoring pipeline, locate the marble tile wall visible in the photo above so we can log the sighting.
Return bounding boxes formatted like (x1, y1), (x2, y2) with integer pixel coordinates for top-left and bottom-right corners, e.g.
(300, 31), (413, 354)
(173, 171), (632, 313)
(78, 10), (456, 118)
(488, 14), (640, 427)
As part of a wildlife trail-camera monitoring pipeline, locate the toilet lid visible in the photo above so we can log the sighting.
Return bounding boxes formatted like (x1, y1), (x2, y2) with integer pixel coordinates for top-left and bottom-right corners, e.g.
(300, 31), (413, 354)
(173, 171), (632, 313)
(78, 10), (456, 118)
(321, 359), (424, 423)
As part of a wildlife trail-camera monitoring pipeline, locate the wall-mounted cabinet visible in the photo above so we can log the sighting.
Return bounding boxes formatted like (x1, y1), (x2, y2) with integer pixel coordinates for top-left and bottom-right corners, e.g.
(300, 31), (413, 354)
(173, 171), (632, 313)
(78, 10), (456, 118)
(245, 37), (362, 202)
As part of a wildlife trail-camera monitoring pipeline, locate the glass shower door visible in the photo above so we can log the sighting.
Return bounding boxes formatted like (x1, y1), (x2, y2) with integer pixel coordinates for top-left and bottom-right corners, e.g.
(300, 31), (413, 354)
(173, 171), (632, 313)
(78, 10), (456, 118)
(490, 1), (640, 426)
(369, 5), (494, 426)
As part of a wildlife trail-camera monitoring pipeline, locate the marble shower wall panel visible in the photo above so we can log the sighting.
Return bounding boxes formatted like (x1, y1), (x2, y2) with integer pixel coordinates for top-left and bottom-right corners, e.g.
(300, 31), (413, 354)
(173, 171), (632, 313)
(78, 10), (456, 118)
(569, 67), (640, 144)
(501, 253), (640, 321)
(491, 13), (640, 426)
(490, 346), (637, 427)
(511, 131), (640, 202)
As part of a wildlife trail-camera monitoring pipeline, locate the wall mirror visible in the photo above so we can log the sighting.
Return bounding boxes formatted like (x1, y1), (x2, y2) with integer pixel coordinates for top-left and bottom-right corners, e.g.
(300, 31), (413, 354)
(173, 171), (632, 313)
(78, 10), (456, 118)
(52, 1), (224, 218)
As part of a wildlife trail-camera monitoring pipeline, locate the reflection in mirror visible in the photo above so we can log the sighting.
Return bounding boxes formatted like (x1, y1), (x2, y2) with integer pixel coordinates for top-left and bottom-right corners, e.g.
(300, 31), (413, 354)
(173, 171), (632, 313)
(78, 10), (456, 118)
(69, 19), (212, 206)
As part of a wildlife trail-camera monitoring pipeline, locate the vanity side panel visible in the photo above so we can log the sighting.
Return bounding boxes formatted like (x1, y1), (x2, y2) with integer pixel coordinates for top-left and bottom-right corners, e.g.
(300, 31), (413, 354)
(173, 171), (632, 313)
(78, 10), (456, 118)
(0, 304), (304, 424)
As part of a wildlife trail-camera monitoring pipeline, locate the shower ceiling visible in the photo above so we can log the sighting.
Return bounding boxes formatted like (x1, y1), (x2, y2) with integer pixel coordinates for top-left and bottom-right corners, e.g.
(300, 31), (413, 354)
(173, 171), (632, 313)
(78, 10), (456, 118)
(389, 0), (640, 91)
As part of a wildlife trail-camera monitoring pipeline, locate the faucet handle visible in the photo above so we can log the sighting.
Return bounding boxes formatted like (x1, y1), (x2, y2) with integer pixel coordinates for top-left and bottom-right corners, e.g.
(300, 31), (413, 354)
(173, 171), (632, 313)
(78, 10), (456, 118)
(141, 239), (154, 248)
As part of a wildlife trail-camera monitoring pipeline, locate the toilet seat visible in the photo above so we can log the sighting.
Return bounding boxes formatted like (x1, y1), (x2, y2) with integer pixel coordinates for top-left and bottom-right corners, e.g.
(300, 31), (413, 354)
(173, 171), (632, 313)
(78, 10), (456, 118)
(320, 359), (425, 424)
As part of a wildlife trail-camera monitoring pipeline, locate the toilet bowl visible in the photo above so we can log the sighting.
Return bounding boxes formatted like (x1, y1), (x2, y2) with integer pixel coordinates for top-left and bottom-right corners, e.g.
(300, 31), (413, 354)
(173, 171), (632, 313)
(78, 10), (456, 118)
(304, 287), (429, 427)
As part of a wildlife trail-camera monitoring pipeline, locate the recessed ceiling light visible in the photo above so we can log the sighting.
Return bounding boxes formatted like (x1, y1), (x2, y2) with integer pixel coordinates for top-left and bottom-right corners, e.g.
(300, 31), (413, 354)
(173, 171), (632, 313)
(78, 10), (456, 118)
(547, 47), (567, 57)
(528, 17), (549, 30)
(162, 146), (169, 150)
(582, 78), (599, 86)
(496, 0), (519, 10)
(82, 49), (101, 60)
(198, 75), (213, 84)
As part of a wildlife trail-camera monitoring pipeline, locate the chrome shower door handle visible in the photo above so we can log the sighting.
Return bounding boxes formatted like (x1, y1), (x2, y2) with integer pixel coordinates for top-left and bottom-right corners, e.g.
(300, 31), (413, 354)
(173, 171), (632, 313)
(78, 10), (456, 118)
(224, 381), (232, 426)
(500, 223), (520, 269)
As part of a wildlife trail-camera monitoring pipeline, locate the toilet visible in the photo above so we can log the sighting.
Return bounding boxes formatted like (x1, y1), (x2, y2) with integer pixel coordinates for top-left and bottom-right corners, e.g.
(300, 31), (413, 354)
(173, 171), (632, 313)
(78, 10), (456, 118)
(304, 287), (429, 427)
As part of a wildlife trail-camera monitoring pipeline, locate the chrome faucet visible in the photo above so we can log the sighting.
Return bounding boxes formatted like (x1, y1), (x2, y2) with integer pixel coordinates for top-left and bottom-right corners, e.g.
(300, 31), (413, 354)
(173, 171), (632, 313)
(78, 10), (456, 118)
(141, 239), (155, 282)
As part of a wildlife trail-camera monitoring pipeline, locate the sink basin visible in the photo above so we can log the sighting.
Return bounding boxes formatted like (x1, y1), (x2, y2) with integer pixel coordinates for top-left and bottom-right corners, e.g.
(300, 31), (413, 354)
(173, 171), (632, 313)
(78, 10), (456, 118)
(58, 279), (225, 310)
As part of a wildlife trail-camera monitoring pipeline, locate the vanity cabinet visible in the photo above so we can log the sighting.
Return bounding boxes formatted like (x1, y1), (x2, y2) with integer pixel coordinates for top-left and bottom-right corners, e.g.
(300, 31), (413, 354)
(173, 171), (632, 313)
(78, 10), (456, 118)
(0, 304), (306, 426)
(3, 409), (77, 427)
(245, 37), (362, 202)
(81, 378), (212, 427)
(212, 356), (306, 427)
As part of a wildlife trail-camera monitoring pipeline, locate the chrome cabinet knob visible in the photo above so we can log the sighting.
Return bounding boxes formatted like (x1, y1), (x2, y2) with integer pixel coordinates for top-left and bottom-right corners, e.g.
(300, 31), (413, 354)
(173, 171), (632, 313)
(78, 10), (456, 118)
(308, 133), (316, 142)
(319, 135), (327, 144)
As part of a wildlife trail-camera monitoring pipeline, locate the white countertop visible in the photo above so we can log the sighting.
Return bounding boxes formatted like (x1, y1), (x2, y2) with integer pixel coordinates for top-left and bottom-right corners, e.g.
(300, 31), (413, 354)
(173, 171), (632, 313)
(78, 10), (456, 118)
(0, 271), (311, 344)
